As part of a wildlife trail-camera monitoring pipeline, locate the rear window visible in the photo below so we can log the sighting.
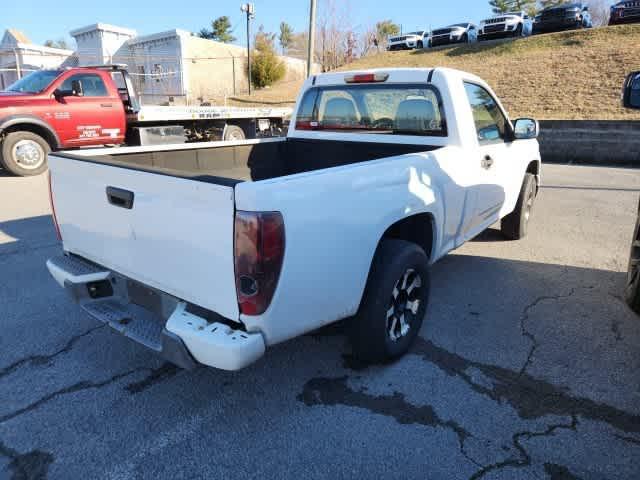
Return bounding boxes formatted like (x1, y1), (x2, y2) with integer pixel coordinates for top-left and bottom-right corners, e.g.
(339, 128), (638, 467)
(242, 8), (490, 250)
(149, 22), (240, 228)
(295, 83), (447, 137)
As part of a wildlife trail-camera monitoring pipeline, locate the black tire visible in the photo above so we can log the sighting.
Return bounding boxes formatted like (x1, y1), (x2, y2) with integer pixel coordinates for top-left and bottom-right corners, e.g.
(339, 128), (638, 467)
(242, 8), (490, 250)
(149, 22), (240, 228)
(501, 173), (537, 240)
(514, 23), (523, 37)
(428, 39), (432, 48)
(223, 124), (246, 141)
(417, 40), (424, 49)
(348, 239), (430, 363)
(625, 210), (640, 314)
(461, 33), (469, 43)
(0, 131), (50, 176)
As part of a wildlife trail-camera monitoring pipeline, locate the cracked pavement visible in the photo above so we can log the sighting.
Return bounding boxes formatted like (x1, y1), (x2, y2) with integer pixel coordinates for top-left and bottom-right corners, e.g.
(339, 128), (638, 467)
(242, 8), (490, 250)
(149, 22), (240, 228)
(1, 164), (639, 479)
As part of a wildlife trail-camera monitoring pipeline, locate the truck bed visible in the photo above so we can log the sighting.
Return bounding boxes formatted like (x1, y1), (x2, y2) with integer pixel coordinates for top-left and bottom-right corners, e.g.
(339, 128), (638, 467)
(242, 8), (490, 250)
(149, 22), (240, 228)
(57, 138), (442, 185)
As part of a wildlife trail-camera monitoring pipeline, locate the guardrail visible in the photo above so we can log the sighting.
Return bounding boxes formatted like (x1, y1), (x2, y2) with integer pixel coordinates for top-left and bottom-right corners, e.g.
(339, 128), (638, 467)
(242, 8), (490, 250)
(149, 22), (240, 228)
(539, 120), (640, 166)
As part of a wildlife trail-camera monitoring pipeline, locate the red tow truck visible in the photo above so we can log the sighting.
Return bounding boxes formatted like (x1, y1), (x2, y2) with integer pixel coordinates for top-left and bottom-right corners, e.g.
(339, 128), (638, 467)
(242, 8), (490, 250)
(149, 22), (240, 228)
(0, 65), (291, 176)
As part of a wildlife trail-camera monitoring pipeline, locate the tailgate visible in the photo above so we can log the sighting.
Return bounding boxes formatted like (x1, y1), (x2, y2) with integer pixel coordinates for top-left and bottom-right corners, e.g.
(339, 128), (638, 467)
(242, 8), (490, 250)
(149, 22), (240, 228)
(48, 154), (239, 321)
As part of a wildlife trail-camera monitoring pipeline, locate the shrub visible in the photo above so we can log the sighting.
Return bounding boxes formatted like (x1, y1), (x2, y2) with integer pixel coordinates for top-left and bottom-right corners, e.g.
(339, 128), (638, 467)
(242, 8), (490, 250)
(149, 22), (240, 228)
(251, 29), (286, 89)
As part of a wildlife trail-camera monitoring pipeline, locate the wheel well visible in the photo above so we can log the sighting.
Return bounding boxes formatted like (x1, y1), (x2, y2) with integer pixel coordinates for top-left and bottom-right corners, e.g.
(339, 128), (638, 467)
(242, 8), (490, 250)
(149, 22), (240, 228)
(526, 161), (539, 176)
(526, 161), (540, 193)
(3, 123), (58, 150)
(381, 213), (435, 260)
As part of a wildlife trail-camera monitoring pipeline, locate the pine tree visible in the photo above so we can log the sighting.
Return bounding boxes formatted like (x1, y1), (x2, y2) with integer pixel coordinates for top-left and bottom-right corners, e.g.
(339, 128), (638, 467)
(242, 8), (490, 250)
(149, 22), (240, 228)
(539, 0), (566, 9)
(489, 0), (513, 14)
(513, 0), (537, 15)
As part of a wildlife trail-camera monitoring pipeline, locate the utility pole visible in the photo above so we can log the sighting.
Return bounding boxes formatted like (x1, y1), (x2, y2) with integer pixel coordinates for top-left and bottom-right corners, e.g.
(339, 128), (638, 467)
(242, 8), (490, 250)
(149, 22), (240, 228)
(306, 0), (316, 78)
(241, 3), (255, 95)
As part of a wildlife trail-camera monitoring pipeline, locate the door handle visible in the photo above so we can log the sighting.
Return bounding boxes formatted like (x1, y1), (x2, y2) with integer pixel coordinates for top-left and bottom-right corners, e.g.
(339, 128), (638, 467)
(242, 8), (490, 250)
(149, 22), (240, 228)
(100, 103), (114, 108)
(106, 187), (135, 209)
(481, 155), (494, 170)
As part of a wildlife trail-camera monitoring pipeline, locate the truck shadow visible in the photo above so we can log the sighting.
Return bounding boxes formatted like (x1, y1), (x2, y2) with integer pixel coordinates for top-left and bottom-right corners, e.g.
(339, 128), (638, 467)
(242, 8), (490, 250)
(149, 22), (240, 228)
(0, 214), (58, 256)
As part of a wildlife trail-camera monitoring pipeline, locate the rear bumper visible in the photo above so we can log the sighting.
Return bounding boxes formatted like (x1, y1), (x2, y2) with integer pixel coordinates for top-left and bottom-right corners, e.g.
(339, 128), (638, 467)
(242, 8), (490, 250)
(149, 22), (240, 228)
(46, 254), (265, 371)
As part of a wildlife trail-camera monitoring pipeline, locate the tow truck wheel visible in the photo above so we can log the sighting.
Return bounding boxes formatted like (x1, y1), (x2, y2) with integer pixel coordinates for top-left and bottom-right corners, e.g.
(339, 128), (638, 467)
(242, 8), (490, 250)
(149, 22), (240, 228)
(1, 131), (50, 176)
(223, 125), (246, 142)
(349, 239), (430, 363)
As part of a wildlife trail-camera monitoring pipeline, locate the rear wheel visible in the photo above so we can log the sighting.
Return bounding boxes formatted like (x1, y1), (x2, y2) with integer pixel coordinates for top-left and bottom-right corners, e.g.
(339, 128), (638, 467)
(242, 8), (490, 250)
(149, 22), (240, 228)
(625, 212), (640, 314)
(501, 173), (537, 240)
(223, 124), (246, 142)
(0, 131), (50, 176)
(348, 239), (430, 363)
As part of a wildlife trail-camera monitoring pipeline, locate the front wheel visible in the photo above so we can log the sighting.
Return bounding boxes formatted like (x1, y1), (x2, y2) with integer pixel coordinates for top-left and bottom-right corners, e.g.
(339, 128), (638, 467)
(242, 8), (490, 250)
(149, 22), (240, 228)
(461, 33), (469, 43)
(348, 239), (430, 363)
(0, 131), (50, 176)
(501, 173), (537, 240)
(625, 211), (640, 314)
(514, 23), (524, 37)
(417, 40), (424, 49)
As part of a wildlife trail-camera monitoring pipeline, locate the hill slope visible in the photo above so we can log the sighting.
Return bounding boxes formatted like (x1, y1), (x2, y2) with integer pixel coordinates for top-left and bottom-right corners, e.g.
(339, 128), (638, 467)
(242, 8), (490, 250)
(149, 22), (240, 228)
(233, 25), (640, 120)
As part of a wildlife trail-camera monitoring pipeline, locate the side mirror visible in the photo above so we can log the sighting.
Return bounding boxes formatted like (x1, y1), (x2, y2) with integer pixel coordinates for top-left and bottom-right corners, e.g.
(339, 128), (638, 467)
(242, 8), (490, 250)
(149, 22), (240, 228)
(513, 118), (539, 140)
(623, 71), (640, 110)
(582, 6), (589, 11)
(71, 79), (84, 97)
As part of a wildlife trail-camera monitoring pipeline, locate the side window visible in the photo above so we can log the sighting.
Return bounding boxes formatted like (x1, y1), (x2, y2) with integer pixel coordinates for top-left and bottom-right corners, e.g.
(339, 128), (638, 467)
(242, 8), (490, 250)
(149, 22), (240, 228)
(60, 74), (108, 97)
(464, 82), (509, 144)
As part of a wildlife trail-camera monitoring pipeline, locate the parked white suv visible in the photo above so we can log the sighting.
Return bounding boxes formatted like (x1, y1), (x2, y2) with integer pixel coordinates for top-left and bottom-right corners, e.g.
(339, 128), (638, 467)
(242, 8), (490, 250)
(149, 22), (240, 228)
(387, 31), (428, 50)
(429, 23), (478, 47)
(47, 68), (541, 371)
(479, 11), (533, 41)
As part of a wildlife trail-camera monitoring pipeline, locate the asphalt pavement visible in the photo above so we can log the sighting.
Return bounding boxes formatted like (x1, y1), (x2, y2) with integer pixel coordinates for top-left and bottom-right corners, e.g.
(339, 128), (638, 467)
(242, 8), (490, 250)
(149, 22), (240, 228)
(1, 164), (639, 480)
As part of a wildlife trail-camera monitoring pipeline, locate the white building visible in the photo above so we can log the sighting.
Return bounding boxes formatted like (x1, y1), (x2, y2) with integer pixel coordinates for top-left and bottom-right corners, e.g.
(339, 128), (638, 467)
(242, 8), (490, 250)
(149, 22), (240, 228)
(1, 23), (313, 105)
(69, 23), (137, 66)
(0, 29), (73, 89)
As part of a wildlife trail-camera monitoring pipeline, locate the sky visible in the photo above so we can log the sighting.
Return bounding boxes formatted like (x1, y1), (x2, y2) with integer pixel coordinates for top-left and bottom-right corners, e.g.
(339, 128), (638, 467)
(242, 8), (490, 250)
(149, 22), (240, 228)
(3, 0), (523, 48)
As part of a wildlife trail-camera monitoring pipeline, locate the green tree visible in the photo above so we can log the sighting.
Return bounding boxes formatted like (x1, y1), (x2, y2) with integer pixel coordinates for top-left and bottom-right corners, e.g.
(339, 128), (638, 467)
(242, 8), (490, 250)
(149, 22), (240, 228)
(251, 26), (285, 89)
(199, 16), (236, 43)
(279, 22), (294, 54)
(489, 0), (512, 13)
(512, 0), (538, 16)
(539, 0), (566, 9)
(375, 20), (400, 41)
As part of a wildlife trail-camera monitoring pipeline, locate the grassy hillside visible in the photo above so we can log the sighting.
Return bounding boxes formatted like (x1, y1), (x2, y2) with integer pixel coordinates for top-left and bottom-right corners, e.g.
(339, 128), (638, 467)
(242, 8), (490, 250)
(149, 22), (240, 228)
(232, 25), (640, 120)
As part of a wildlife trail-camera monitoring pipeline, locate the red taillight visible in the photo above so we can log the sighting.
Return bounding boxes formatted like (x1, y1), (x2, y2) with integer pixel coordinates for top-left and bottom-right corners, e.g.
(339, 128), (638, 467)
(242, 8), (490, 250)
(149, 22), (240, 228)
(294, 120), (319, 130)
(234, 211), (285, 316)
(344, 72), (389, 83)
(47, 172), (62, 241)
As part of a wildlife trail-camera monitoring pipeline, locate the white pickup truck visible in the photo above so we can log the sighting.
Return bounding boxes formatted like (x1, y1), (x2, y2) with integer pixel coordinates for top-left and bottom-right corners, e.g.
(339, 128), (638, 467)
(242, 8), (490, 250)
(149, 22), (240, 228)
(46, 68), (541, 371)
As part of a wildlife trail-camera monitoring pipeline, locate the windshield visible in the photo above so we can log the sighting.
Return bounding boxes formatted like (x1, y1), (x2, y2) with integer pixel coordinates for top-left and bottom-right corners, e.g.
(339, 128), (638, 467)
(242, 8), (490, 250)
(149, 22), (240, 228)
(451, 23), (469, 28)
(4, 70), (62, 93)
(406, 31), (424, 36)
(295, 83), (446, 137)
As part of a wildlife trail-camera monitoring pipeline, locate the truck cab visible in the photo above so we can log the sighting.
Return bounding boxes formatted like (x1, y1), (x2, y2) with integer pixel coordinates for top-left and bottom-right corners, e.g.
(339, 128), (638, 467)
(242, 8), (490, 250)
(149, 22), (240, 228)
(0, 67), (128, 175)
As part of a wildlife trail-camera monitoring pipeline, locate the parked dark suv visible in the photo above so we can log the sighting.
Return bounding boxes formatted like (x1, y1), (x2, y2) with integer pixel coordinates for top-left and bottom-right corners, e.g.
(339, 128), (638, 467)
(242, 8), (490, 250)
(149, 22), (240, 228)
(533, 3), (593, 34)
(610, 1), (640, 25)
